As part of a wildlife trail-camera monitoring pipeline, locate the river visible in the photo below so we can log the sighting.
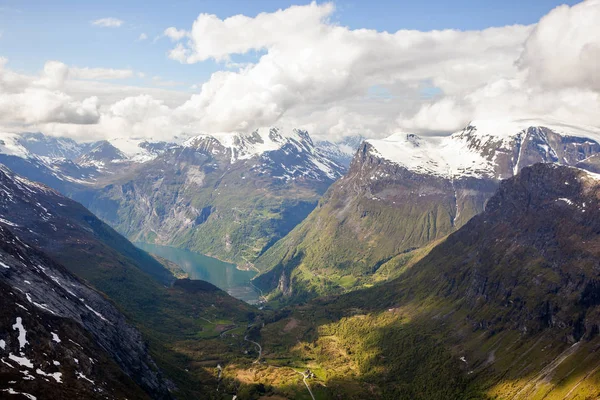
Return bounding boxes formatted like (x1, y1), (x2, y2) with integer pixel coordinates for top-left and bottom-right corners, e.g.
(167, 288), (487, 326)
(135, 242), (260, 304)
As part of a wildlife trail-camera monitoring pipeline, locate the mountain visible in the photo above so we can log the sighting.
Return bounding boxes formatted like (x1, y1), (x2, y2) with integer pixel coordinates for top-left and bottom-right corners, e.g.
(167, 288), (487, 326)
(77, 128), (346, 266)
(316, 135), (365, 167)
(248, 163), (600, 399)
(0, 132), (180, 192)
(75, 140), (128, 169)
(0, 163), (262, 398)
(0, 129), (347, 267)
(254, 119), (600, 301)
(0, 164), (175, 287)
(0, 224), (171, 399)
(18, 132), (94, 160)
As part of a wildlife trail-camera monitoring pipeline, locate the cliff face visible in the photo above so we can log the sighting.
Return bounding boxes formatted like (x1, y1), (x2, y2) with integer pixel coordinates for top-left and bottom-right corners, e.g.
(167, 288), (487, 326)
(0, 224), (171, 399)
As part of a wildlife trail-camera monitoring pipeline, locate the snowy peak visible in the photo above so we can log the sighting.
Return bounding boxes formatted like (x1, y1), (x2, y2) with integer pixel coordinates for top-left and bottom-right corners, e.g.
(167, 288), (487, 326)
(0, 132), (32, 159)
(316, 135), (365, 168)
(76, 141), (128, 168)
(184, 127), (345, 181)
(184, 127), (311, 162)
(18, 132), (90, 160)
(367, 132), (494, 179)
(366, 119), (600, 180)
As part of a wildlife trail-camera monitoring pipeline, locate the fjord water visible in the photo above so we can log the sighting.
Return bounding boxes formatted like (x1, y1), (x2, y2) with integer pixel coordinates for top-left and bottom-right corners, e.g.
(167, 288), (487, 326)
(135, 242), (260, 304)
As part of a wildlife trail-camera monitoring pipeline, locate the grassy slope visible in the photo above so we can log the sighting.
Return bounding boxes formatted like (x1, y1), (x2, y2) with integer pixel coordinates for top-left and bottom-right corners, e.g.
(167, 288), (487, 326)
(231, 165), (600, 399)
(254, 153), (497, 302)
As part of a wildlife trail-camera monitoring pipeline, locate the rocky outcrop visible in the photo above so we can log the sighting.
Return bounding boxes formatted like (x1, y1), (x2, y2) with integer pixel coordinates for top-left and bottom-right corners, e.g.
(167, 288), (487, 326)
(0, 224), (171, 399)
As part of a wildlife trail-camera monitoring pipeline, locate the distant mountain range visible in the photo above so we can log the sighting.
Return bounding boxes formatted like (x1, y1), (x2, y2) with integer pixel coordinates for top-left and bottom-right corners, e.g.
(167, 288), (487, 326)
(0, 128), (361, 266)
(3, 117), (600, 399)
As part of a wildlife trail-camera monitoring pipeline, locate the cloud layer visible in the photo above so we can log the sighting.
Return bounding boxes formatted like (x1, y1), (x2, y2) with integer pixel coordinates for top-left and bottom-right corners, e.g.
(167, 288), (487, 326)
(1, 1), (599, 142)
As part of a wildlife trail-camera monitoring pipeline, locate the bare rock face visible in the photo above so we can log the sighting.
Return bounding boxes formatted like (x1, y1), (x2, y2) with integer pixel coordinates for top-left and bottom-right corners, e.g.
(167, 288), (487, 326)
(0, 224), (172, 399)
(405, 163), (600, 342)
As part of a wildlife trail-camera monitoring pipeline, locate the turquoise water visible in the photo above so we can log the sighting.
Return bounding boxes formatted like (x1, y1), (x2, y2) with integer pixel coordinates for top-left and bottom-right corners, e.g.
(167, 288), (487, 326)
(135, 242), (260, 304)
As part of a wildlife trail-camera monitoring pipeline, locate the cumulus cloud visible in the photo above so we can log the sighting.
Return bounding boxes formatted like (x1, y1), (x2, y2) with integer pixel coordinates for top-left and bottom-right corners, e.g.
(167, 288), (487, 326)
(138, 33), (148, 41)
(91, 18), (124, 28)
(399, 0), (600, 134)
(0, 60), (98, 126)
(3, 1), (600, 143)
(517, 0), (600, 91)
(164, 27), (187, 41)
(0, 60), (100, 125)
(162, 1), (535, 135)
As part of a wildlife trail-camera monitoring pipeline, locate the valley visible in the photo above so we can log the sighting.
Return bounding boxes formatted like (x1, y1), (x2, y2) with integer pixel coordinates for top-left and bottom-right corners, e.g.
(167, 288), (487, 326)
(2, 1), (599, 399)
(5, 122), (600, 399)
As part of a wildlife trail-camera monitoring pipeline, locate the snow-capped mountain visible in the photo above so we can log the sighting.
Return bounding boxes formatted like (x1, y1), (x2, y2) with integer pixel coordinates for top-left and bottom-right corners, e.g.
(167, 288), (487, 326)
(18, 132), (94, 160)
(183, 127), (345, 181)
(367, 119), (600, 179)
(75, 140), (128, 168)
(0, 131), (181, 190)
(316, 135), (365, 168)
(78, 128), (346, 266)
(255, 118), (600, 301)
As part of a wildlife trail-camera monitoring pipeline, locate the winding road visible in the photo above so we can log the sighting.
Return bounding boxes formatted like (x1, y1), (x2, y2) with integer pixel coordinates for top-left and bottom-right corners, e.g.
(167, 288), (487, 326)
(244, 335), (262, 364)
(294, 370), (316, 400)
(219, 325), (238, 338)
(229, 323), (315, 400)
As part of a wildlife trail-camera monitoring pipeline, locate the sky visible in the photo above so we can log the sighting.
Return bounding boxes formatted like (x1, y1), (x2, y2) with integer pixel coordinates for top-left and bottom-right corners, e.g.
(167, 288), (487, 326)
(0, 0), (598, 142)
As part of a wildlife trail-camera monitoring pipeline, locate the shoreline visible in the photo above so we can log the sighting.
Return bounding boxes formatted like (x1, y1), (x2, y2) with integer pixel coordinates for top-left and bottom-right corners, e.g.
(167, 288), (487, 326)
(135, 241), (264, 303)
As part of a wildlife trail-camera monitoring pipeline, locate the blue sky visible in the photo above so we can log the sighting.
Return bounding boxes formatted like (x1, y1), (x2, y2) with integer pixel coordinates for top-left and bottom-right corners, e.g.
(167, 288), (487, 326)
(0, 0), (581, 91)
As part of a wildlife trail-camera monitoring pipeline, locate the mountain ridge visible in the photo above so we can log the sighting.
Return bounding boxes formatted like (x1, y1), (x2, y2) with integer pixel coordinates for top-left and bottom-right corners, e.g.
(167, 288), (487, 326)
(254, 119), (600, 302)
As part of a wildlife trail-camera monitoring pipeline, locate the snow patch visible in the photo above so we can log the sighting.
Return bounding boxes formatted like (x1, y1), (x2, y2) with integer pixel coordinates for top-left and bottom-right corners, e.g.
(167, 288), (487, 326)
(0, 217), (19, 227)
(51, 332), (61, 343)
(35, 368), (62, 383)
(84, 304), (108, 322)
(12, 317), (27, 350)
(76, 371), (95, 384)
(8, 353), (33, 368)
(557, 198), (574, 206)
(1, 388), (37, 400)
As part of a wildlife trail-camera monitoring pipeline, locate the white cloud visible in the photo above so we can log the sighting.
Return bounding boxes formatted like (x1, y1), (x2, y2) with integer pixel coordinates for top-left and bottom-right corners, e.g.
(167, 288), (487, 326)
(0, 60), (99, 126)
(70, 67), (134, 80)
(163, 27), (187, 41)
(3, 1), (600, 144)
(33, 60), (69, 89)
(138, 33), (148, 41)
(397, 0), (600, 134)
(91, 18), (124, 28)
(517, 0), (600, 92)
(164, 1), (533, 135)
